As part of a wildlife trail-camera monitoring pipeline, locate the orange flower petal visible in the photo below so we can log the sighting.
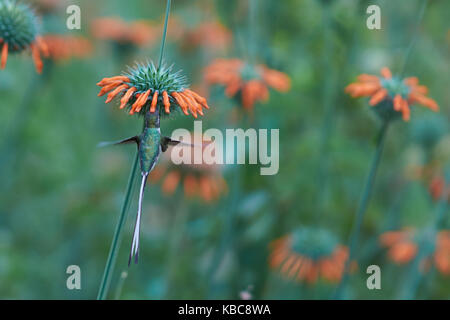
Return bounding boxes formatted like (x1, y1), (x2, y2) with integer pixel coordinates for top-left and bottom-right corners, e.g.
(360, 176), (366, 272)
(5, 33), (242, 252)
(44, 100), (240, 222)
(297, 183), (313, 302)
(105, 84), (129, 103)
(171, 92), (189, 115)
(150, 91), (159, 113)
(369, 89), (388, 106)
(380, 67), (392, 79)
(162, 91), (171, 114)
(30, 44), (43, 74)
(162, 171), (181, 195)
(120, 87), (137, 109)
(1, 42), (8, 69)
(136, 90), (151, 113)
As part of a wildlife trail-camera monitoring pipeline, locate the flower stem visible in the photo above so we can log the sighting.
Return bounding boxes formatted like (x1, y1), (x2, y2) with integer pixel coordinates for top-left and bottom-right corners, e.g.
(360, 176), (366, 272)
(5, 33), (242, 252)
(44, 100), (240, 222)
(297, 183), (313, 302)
(207, 164), (242, 296)
(315, 5), (336, 219)
(334, 121), (389, 299)
(399, 0), (428, 77)
(158, 0), (172, 70)
(96, 0), (173, 300)
(97, 152), (139, 300)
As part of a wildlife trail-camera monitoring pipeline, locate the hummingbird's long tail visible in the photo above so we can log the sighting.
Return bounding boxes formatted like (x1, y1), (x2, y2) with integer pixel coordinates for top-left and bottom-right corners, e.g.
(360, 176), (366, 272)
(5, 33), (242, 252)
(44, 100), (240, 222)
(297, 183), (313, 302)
(129, 172), (148, 266)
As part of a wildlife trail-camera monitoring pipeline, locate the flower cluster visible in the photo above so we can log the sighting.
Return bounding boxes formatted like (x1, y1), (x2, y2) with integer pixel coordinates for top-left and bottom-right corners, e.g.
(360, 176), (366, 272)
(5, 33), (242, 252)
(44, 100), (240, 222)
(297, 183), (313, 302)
(97, 62), (209, 118)
(345, 67), (439, 121)
(269, 227), (353, 284)
(0, 0), (48, 73)
(204, 58), (291, 109)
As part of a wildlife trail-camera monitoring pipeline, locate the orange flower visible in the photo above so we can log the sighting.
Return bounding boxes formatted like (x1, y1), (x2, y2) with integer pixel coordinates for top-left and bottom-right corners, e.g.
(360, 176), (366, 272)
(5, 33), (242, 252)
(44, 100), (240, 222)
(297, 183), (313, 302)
(434, 231), (450, 275)
(152, 167), (227, 203)
(269, 228), (354, 284)
(429, 176), (450, 202)
(40, 35), (92, 61)
(345, 67), (439, 121)
(0, 36), (49, 74)
(91, 17), (157, 47)
(204, 58), (291, 110)
(183, 21), (232, 52)
(381, 229), (450, 276)
(379, 228), (418, 264)
(0, 1), (49, 74)
(97, 63), (209, 118)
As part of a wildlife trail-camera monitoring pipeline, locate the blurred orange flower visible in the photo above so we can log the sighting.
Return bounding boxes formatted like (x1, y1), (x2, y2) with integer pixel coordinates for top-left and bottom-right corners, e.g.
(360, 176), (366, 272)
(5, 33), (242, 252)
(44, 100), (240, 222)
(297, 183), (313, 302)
(41, 35), (92, 61)
(183, 21), (232, 52)
(345, 67), (439, 121)
(91, 17), (157, 47)
(269, 228), (354, 284)
(379, 228), (418, 264)
(1, 36), (48, 74)
(380, 228), (450, 276)
(429, 176), (450, 202)
(204, 58), (291, 110)
(434, 231), (450, 275)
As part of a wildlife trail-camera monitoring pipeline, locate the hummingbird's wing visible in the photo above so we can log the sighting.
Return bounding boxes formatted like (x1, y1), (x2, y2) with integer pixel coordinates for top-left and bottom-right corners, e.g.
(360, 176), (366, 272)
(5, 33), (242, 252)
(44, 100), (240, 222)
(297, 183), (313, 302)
(160, 136), (212, 152)
(97, 136), (139, 148)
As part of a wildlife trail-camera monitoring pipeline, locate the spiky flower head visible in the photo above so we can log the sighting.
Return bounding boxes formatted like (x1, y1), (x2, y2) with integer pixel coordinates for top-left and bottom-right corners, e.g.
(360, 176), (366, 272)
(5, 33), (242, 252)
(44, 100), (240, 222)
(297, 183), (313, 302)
(97, 62), (209, 118)
(345, 67), (439, 122)
(204, 58), (291, 110)
(269, 227), (353, 284)
(0, 0), (48, 72)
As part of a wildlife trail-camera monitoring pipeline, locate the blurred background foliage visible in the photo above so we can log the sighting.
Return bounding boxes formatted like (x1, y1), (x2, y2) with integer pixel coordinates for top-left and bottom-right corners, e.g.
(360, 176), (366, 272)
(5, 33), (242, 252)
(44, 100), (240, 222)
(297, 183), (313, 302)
(0, 0), (448, 299)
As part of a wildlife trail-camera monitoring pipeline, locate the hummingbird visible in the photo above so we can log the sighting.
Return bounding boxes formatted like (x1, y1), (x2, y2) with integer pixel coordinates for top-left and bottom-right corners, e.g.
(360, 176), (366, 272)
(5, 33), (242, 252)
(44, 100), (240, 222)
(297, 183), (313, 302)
(99, 108), (192, 265)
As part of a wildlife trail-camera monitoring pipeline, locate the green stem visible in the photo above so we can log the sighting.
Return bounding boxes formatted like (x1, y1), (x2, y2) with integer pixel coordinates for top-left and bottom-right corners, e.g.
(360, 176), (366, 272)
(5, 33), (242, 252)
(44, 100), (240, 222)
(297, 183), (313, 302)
(96, 0), (172, 300)
(164, 201), (189, 299)
(158, 0), (172, 70)
(248, 0), (257, 64)
(315, 5), (336, 219)
(97, 152), (139, 300)
(207, 164), (242, 296)
(334, 121), (389, 299)
(399, 0), (428, 77)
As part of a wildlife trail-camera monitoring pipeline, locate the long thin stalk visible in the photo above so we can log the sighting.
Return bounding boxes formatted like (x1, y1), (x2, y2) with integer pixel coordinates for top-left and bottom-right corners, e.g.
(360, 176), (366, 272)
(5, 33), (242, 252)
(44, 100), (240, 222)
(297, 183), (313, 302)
(97, 0), (172, 300)
(207, 164), (242, 296)
(158, 0), (171, 70)
(97, 153), (139, 300)
(399, 0), (428, 77)
(334, 121), (389, 299)
(315, 4), (336, 219)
